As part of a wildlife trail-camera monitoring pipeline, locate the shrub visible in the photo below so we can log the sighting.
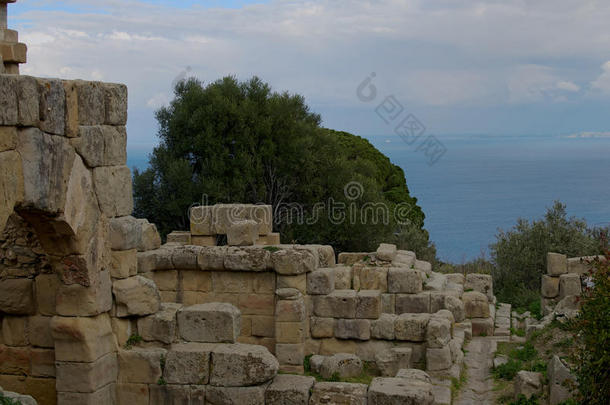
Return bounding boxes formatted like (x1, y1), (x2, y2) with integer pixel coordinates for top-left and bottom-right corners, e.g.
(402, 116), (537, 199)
(571, 249), (610, 404)
(509, 395), (539, 405)
(491, 201), (600, 309)
(493, 359), (522, 380)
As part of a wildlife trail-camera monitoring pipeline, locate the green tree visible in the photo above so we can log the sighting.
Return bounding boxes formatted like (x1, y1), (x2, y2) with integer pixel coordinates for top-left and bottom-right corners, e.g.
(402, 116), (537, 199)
(133, 76), (432, 256)
(491, 201), (600, 309)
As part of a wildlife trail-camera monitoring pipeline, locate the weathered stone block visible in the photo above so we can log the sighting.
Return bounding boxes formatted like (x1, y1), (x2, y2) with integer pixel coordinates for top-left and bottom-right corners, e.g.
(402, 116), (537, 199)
(356, 290), (382, 319)
(251, 315), (275, 337)
(541, 275), (560, 298)
(313, 290), (357, 318)
(275, 297), (306, 322)
(0, 126), (17, 152)
(471, 317), (494, 336)
(0, 345), (30, 375)
(395, 313), (430, 342)
(182, 270), (212, 292)
(104, 83), (128, 125)
(375, 347), (412, 377)
(112, 275), (161, 317)
(166, 230), (192, 245)
(0, 75), (18, 125)
(75, 80), (106, 125)
(37, 78), (65, 135)
(192, 235), (217, 246)
(333, 266), (352, 289)
(271, 248), (317, 275)
(548, 355), (576, 405)
(138, 302), (181, 344)
(149, 384), (205, 405)
(376, 243), (397, 261)
(426, 346), (452, 371)
(206, 385), (267, 405)
(381, 293), (395, 314)
(463, 291), (490, 318)
(72, 125), (126, 167)
(227, 219), (258, 246)
(395, 292), (430, 314)
(275, 322), (306, 343)
(310, 317), (335, 338)
(371, 314), (397, 340)
(0, 278), (34, 315)
(115, 383), (149, 405)
(320, 353), (363, 379)
(1, 315), (27, 346)
(57, 383), (115, 405)
(178, 303), (241, 343)
(265, 374), (315, 405)
(464, 273), (493, 301)
(51, 314), (115, 362)
(163, 342), (215, 385)
(189, 206), (214, 236)
(28, 315), (54, 348)
(29, 347), (55, 378)
(110, 249), (137, 279)
(307, 268), (335, 295)
(118, 347), (166, 384)
(547, 252), (567, 276)
(210, 343), (278, 386)
(567, 255), (601, 275)
(444, 295), (465, 322)
(56, 352), (118, 393)
(514, 370), (543, 400)
(353, 265), (388, 291)
(56, 270), (113, 316)
(277, 274), (307, 293)
(368, 377), (434, 405)
(337, 252), (369, 266)
(393, 250), (416, 267)
(224, 246), (271, 271)
(334, 319), (370, 340)
(559, 273), (581, 299)
(93, 165), (133, 217)
(426, 317), (451, 348)
(275, 343), (304, 366)
(310, 382), (368, 405)
(388, 267), (423, 294)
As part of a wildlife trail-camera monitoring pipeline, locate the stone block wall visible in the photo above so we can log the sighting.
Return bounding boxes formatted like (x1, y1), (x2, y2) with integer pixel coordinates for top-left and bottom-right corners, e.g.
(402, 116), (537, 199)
(540, 252), (604, 316)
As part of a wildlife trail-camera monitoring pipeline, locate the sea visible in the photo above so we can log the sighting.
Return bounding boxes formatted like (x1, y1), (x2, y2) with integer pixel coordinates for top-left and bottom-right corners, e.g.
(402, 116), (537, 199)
(127, 134), (610, 263)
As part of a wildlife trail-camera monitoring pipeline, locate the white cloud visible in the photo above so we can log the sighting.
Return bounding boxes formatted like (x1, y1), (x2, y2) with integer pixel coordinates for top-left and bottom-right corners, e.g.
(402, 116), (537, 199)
(556, 81), (580, 92)
(508, 65), (580, 103)
(591, 61), (610, 94)
(146, 92), (171, 109)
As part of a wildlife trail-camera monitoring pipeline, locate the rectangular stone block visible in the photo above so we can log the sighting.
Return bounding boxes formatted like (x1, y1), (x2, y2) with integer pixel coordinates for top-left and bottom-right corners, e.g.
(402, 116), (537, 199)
(547, 252), (567, 276)
(275, 343), (304, 366)
(381, 293), (395, 314)
(72, 125), (126, 167)
(166, 230), (192, 245)
(277, 274), (307, 293)
(103, 82), (128, 125)
(110, 249), (137, 279)
(310, 382), (368, 404)
(37, 78), (65, 135)
(313, 290), (357, 318)
(238, 293), (275, 315)
(310, 317), (335, 338)
(28, 315), (54, 348)
(388, 267), (423, 293)
(276, 298), (306, 322)
(180, 270), (210, 292)
(192, 235), (217, 246)
(178, 303), (240, 343)
(353, 266), (388, 292)
(30, 347), (55, 377)
(395, 292), (430, 314)
(426, 345), (452, 371)
(276, 321), (306, 343)
(253, 272), (276, 294)
(164, 342), (214, 385)
(256, 232), (280, 245)
(1, 316), (28, 346)
(92, 165), (133, 217)
(333, 266), (352, 289)
(151, 270), (178, 291)
(118, 347), (166, 384)
(0, 126), (17, 152)
(567, 256), (602, 275)
(150, 384), (205, 405)
(371, 314), (397, 340)
(356, 290), (381, 319)
(251, 315), (275, 338)
(206, 385), (266, 405)
(0, 345), (30, 375)
(337, 252), (369, 266)
(334, 318), (370, 340)
(56, 352), (118, 392)
(212, 271), (253, 293)
(190, 206), (214, 236)
(559, 273), (581, 299)
(138, 302), (181, 344)
(0, 278), (34, 315)
(51, 314), (115, 362)
(471, 317), (494, 336)
(307, 268), (335, 295)
(57, 383), (115, 405)
(541, 275), (560, 298)
(116, 383), (149, 405)
(266, 374), (315, 405)
(395, 313), (430, 342)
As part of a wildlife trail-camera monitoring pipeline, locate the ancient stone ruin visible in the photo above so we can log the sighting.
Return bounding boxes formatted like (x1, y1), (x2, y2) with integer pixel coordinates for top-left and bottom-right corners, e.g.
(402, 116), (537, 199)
(0, 2), (505, 404)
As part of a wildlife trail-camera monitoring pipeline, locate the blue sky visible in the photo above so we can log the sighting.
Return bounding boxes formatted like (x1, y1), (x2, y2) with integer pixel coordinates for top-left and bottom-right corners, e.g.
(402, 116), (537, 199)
(9, 0), (610, 151)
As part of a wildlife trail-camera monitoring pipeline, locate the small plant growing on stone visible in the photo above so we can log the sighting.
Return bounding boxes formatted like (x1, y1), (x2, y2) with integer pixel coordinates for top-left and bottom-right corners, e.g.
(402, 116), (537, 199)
(263, 246), (280, 253)
(0, 393), (23, 405)
(329, 372), (341, 382)
(492, 359), (521, 380)
(157, 377), (167, 385)
(303, 354), (313, 372)
(124, 333), (143, 349)
(509, 394), (539, 405)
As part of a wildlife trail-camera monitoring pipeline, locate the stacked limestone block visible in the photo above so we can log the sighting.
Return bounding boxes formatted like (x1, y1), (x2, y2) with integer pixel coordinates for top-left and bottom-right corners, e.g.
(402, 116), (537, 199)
(115, 302), (279, 404)
(494, 303), (511, 336)
(304, 243), (470, 384)
(541, 252), (588, 316)
(0, 1), (26, 75)
(181, 204), (279, 247)
(135, 243), (334, 356)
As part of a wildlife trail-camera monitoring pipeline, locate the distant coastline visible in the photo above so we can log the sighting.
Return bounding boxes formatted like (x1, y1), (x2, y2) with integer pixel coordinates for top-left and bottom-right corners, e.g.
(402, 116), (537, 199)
(564, 132), (610, 138)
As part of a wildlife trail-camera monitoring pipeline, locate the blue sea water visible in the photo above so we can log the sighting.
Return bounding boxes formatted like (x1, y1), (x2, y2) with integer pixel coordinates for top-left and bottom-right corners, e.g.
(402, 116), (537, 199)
(127, 134), (610, 263)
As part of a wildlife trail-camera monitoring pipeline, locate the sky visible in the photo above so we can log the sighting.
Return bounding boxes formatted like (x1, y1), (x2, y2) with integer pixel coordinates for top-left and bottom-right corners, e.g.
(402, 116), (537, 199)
(9, 0), (610, 151)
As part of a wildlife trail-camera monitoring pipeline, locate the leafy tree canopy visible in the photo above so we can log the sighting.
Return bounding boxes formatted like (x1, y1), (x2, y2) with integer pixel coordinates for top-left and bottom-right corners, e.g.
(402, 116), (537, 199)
(133, 76), (433, 257)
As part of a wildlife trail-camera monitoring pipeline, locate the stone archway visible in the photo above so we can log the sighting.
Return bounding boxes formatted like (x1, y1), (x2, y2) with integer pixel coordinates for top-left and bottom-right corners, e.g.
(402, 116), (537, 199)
(0, 73), (131, 404)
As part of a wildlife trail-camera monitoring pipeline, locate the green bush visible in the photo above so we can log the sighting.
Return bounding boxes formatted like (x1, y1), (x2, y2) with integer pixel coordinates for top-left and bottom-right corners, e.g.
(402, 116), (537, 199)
(571, 249), (610, 404)
(510, 342), (538, 362)
(493, 359), (522, 380)
(509, 395), (539, 405)
(491, 201), (601, 309)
